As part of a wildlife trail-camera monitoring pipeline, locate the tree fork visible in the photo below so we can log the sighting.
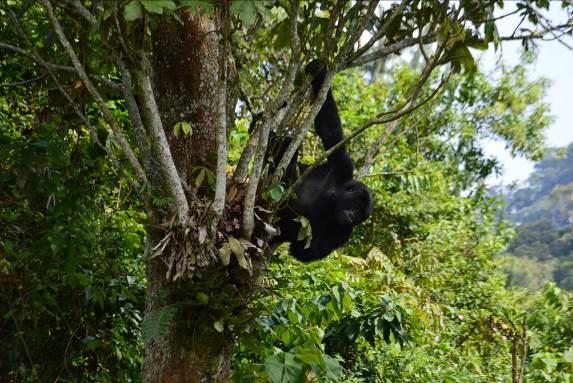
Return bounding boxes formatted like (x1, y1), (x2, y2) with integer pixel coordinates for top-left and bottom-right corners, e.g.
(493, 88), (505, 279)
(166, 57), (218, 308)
(143, 10), (237, 383)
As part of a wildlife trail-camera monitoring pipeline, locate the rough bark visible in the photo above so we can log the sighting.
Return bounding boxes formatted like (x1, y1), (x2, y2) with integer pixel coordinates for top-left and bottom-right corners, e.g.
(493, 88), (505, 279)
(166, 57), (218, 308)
(152, 13), (220, 182)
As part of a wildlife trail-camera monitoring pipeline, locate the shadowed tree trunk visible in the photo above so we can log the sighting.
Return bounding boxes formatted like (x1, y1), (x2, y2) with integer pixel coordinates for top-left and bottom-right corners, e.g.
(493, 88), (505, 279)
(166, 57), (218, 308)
(142, 12), (239, 383)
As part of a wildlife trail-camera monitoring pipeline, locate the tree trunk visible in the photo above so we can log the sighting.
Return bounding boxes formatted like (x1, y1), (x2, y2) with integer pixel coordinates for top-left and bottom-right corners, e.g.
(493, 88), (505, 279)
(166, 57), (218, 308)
(143, 229), (234, 383)
(143, 12), (237, 382)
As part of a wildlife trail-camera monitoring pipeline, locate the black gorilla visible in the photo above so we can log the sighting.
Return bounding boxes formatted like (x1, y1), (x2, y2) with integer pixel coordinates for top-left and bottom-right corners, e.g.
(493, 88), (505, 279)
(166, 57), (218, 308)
(271, 62), (373, 262)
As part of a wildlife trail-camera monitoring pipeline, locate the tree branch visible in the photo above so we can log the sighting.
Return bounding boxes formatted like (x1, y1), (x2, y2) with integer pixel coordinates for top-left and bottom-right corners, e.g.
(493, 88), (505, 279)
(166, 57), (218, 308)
(60, 0), (97, 26)
(241, 0), (301, 239)
(211, 0), (230, 227)
(132, 61), (190, 224)
(361, 123), (420, 178)
(41, 0), (147, 184)
(343, 34), (437, 69)
(0, 41), (122, 92)
(324, 0), (345, 56)
(348, 0), (408, 62)
(355, 31), (448, 178)
(233, 131), (258, 184)
(2, 7), (144, 195)
(272, 70), (335, 182)
(0, 74), (47, 87)
(117, 58), (151, 172)
(288, 62), (449, 196)
(340, 1), (380, 59)
(356, 118), (402, 179)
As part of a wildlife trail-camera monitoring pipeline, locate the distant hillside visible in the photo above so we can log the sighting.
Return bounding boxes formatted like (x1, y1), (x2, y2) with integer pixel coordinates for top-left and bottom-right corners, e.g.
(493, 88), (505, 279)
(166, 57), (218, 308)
(502, 144), (573, 290)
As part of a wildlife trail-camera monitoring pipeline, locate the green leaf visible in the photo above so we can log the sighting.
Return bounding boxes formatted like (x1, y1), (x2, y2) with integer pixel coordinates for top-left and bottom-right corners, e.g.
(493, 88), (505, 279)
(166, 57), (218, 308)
(267, 183), (285, 202)
(124, 0), (143, 21)
(273, 20), (290, 49)
(230, 0), (258, 28)
(253, 1), (273, 22)
(228, 236), (244, 258)
(561, 348), (573, 364)
(323, 354), (343, 381)
(218, 243), (231, 266)
(295, 216), (312, 249)
(141, 0), (176, 15)
(294, 347), (324, 367)
(142, 306), (178, 344)
(228, 237), (251, 273)
(265, 352), (305, 383)
(532, 352), (558, 373)
(173, 121), (192, 138)
(82, 336), (100, 351)
(196, 292), (209, 305)
(180, 0), (213, 15)
(484, 21), (495, 43)
(195, 168), (206, 188)
(181, 122), (191, 135)
(441, 43), (476, 73)
(213, 318), (224, 333)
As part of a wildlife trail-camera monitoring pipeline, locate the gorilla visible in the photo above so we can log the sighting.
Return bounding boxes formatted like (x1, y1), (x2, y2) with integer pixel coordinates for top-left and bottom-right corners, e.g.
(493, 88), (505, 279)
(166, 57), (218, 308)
(271, 62), (373, 262)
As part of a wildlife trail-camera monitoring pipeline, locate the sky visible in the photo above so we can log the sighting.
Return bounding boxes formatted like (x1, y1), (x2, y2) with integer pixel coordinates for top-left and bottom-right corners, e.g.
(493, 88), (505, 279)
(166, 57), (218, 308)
(481, 3), (573, 185)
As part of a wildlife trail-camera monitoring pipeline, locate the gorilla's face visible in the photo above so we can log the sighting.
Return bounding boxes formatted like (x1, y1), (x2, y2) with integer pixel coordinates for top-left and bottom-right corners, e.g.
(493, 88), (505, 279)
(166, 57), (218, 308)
(334, 180), (373, 227)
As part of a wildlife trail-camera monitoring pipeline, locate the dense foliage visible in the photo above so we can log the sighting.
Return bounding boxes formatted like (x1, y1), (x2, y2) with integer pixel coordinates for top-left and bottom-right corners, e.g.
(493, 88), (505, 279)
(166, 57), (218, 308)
(0, 65), (146, 381)
(3, 56), (573, 381)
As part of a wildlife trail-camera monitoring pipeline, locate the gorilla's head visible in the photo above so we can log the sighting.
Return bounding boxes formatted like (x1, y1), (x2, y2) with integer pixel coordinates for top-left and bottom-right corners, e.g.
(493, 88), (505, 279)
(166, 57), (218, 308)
(334, 180), (373, 226)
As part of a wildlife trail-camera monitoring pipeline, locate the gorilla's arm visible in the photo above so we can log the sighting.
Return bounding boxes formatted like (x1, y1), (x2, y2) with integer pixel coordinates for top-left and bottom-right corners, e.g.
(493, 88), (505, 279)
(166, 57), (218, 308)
(310, 68), (353, 181)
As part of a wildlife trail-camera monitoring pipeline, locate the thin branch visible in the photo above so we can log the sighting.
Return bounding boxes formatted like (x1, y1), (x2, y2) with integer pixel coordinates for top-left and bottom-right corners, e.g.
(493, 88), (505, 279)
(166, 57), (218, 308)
(233, 131), (258, 184)
(0, 42), (122, 92)
(324, 0), (345, 56)
(361, 126), (410, 176)
(132, 61), (190, 224)
(16, 0), (35, 17)
(0, 74), (47, 87)
(241, 0), (301, 239)
(349, 0), (409, 62)
(340, 1), (380, 59)
(486, 9), (521, 24)
(511, 14), (528, 39)
(271, 70), (335, 182)
(117, 58), (151, 172)
(232, 91), (260, 184)
(528, 6), (573, 50)
(211, 0), (230, 226)
(343, 34), (437, 69)
(418, 28), (430, 64)
(41, 0), (147, 185)
(60, 0), (97, 26)
(113, 2), (132, 58)
(498, 22), (573, 43)
(288, 66), (450, 196)
(362, 123), (420, 178)
(356, 118), (401, 179)
(241, 121), (271, 239)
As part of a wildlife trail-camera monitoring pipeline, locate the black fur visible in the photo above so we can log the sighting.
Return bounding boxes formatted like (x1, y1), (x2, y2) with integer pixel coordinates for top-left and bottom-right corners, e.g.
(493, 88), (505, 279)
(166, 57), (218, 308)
(272, 62), (373, 262)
